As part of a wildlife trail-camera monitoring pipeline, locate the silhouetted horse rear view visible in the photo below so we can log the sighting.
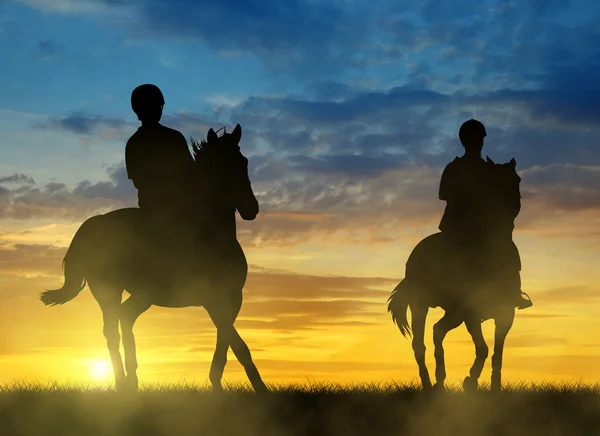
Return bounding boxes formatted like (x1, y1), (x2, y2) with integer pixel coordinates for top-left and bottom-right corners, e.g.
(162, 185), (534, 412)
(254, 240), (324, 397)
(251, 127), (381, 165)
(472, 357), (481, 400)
(40, 125), (268, 393)
(388, 157), (528, 393)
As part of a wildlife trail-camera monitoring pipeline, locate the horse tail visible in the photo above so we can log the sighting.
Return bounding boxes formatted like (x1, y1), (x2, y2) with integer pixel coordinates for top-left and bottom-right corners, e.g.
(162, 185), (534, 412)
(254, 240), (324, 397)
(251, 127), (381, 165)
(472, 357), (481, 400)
(39, 216), (99, 306)
(387, 279), (412, 338)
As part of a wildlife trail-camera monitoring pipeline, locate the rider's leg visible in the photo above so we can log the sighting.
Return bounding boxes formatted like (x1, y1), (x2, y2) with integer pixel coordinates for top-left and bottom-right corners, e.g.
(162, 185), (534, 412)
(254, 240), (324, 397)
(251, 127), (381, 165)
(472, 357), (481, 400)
(509, 271), (533, 310)
(503, 242), (532, 310)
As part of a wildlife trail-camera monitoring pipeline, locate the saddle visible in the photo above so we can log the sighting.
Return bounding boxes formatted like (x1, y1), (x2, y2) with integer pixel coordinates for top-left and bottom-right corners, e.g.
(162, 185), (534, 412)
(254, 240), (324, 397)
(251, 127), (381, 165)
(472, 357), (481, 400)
(122, 210), (198, 288)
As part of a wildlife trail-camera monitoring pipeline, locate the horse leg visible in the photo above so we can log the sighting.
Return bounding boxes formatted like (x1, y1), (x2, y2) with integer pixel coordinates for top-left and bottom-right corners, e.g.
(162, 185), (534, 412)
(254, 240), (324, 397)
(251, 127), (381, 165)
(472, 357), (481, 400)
(205, 294), (267, 394)
(205, 293), (239, 393)
(228, 325), (267, 393)
(433, 308), (464, 390)
(90, 283), (125, 391)
(208, 328), (229, 393)
(491, 307), (515, 392)
(120, 295), (151, 392)
(463, 314), (489, 393)
(410, 303), (432, 392)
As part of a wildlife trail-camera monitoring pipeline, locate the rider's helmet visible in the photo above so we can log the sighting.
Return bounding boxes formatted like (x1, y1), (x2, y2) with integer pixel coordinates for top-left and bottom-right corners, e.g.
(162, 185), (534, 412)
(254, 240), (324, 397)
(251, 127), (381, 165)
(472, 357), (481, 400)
(131, 84), (165, 120)
(459, 119), (487, 143)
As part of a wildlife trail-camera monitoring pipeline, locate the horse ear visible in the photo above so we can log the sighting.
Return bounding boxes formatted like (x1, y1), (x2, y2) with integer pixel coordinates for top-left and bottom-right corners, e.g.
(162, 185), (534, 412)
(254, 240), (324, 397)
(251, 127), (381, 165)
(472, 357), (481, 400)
(510, 157), (516, 168)
(207, 128), (218, 143)
(231, 123), (242, 144)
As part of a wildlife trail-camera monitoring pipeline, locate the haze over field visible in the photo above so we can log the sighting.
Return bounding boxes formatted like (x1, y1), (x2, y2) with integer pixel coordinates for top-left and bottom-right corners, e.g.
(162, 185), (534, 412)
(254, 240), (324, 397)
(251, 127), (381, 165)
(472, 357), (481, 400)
(1, 0), (599, 386)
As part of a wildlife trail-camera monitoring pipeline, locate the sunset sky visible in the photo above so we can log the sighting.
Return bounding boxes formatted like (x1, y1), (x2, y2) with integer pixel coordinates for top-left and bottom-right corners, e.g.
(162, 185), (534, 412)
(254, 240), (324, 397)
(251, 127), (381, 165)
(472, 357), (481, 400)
(1, 0), (599, 387)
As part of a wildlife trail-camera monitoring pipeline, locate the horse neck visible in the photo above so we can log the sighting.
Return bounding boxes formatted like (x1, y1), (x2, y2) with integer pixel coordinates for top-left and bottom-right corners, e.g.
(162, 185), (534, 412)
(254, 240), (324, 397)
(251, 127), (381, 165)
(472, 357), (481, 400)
(484, 182), (519, 241)
(484, 201), (517, 242)
(203, 206), (237, 239)
(486, 223), (514, 239)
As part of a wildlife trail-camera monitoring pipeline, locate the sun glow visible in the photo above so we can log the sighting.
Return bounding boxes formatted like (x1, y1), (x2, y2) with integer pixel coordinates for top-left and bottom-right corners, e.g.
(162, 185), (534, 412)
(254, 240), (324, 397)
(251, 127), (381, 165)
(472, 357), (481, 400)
(89, 360), (111, 381)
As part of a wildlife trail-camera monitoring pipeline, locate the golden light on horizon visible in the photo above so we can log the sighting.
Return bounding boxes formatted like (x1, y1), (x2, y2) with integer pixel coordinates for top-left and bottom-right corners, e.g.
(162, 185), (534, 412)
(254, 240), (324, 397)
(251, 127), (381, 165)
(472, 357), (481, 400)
(89, 360), (111, 382)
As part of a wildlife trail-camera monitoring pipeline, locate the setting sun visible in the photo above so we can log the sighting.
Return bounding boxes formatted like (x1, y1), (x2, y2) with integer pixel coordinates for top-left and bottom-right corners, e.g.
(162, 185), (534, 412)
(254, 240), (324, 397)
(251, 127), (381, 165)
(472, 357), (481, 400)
(89, 360), (111, 382)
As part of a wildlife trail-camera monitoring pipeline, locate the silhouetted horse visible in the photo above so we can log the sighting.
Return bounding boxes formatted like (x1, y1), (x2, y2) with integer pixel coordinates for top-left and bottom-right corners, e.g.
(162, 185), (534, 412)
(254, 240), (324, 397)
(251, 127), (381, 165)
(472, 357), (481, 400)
(388, 157), (524, 393)
(40, 124), (268, 393)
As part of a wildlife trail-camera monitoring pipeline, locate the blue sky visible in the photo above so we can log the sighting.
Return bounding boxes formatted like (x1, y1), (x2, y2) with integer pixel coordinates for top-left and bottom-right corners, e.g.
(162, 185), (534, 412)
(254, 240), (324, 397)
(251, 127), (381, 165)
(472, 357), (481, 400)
(0, 0), (599, 233)
(1, 0), (599, 220)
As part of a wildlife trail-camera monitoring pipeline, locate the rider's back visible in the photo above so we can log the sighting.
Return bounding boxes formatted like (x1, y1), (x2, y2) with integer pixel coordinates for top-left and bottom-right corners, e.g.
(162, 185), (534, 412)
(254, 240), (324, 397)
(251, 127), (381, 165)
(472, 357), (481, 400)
(438, 155), (492, 244)
(126, 123), (194, 213)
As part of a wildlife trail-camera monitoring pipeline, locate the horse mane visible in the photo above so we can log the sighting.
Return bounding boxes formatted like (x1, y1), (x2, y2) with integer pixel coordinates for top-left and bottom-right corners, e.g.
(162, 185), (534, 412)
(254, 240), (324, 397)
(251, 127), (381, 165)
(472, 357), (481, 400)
(189, 136), (216, 160)
(189, 127), (240, 163)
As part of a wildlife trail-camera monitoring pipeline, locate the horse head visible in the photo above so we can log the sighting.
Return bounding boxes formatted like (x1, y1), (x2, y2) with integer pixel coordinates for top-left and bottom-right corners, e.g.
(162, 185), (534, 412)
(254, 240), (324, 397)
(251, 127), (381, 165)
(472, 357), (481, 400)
(190, 124), (258, 220)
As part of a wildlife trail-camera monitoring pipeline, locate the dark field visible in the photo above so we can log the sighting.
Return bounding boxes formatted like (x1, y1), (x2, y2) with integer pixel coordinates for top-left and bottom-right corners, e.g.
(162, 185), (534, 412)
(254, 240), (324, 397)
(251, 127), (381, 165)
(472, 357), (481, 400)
(0, 381), (599, 436)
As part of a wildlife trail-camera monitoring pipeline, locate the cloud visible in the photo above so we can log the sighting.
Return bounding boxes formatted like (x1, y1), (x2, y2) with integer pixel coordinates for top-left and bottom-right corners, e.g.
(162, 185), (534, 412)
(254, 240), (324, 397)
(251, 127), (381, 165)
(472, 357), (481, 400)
(24, 89), (600, 245)
(521, 164), (600, 211)
(220, 86), (600, 175)
(0, 243), (66, 276)
(20, 0), (369, 77)
(245, 269), (394, 301)
(27, 96), (451, 241)
(533, 286), (600, 305)
(0, 163), (136, 220)
(287, 154), (403, 178)
(505, 333), (570, 348)
(233, 86), (452, 127)
(32, 111), (221, 147)
(34, 114), (133, 141)
(472, 86), (600, 130)
(17, 0), (600, 99)
(0, 174), (35, 184)
(451, 332), (571, 348)
(133, 0), (364, 54)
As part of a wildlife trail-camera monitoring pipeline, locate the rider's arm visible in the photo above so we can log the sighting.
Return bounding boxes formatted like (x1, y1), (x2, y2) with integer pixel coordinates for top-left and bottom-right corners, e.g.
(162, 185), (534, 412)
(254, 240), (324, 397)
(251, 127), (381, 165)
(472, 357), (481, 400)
(439, 163), (455, 202)
(173, 131), (195, 167)
(125, 138), (140, 189)
(171, 131), (196, 186)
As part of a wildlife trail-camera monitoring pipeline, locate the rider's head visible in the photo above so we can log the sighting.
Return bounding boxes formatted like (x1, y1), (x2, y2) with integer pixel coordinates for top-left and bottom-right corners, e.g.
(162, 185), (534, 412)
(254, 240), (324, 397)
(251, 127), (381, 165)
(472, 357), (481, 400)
(131, 84), (165, 123)
(459, 119), (486, 154)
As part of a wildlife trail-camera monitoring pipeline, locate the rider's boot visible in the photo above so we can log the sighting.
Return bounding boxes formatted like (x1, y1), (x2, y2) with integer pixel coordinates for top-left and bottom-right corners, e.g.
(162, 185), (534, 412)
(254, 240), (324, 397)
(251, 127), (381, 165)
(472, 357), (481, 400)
(502, 270), (533, 310)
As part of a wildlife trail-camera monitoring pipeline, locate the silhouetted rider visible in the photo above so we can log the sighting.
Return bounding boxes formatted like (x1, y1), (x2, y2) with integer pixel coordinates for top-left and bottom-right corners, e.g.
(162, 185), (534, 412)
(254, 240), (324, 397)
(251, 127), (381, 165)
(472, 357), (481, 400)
(438, 119), (532, 310)
(126, 84), (195, 253)
(439, 120), (490, 245)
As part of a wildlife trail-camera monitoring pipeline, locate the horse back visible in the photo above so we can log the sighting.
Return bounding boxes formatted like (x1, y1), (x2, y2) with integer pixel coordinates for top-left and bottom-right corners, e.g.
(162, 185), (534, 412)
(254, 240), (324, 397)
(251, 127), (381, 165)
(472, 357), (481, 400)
(406, 232), (446, 275)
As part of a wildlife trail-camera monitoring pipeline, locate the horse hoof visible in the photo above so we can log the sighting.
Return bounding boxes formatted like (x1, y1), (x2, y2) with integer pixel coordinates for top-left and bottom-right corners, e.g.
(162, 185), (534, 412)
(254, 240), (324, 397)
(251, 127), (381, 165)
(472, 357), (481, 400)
(254, 383), (269, 396)
(463, 376), (478, 393)
(491, 380), (502, 393)
(115, 378), (127, 392)
(126, 376), (139, 392)
(116, 376), (138, 393)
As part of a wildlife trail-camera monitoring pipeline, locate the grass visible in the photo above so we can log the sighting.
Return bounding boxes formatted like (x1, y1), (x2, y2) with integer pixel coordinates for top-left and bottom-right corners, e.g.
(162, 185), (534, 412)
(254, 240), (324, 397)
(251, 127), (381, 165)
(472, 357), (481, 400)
(0, 380), (599, 436)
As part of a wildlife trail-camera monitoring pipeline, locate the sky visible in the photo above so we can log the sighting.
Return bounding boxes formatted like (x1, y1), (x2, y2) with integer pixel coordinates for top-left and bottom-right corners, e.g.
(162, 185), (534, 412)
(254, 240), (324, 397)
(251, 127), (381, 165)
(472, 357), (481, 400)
(0, 0), (599, 387)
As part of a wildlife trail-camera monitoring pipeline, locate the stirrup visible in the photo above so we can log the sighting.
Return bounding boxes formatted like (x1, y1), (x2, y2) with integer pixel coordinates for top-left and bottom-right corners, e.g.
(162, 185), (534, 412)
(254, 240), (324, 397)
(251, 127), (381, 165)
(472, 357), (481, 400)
(518, 291), (533, 310)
